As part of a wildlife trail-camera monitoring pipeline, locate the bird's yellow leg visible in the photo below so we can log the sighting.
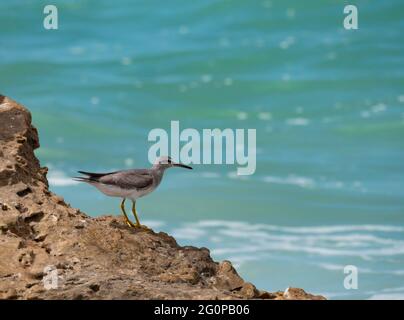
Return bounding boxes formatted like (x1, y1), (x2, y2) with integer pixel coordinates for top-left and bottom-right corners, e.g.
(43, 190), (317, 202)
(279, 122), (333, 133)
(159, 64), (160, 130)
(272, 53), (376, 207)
(120, 198), (136, 228)
(132, 201), (149, 229)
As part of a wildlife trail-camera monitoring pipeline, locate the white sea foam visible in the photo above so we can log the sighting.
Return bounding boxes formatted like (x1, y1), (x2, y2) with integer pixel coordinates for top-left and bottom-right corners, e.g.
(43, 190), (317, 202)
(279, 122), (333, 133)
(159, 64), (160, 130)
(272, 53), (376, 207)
(257, 112), (272, 120)
(124, 158), (134, 167)
(263, 175), (315, 188)
(318, 263), (373, 273)
(390, 270), (404, 275)
(169, 220), (404, 261)
(171, 227), (207, 240)
(48, 170), (79, 187)
(142, 220), (166, 229)
(317, 263), (344, 271)
(368, 293), (404, 300)
(263, 175), (366, 192)
(370, 103), (387, 113)
(279, 36), (295, 50)
(236, 112), (248, 120)
(201, 74), (212, 83)
(360, 103), (388, 119)
(318, 263), (404, 276)
(273, 225), (404, 234)
(69, 46), (85, 55)
(224, 77), (233, 86)
(286, 117), (310, 126)
(189, 220), (404, 234)
(200, 172), (220, 179)
(226, 254), (261, 269)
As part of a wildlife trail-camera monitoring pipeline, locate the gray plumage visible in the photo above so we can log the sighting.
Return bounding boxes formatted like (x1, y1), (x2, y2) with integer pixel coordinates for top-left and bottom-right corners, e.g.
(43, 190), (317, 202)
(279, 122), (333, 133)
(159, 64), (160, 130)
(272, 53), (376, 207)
(78, 169), (154, 190)
(74, 156), (192, 228)
(75, 156), (192, 201)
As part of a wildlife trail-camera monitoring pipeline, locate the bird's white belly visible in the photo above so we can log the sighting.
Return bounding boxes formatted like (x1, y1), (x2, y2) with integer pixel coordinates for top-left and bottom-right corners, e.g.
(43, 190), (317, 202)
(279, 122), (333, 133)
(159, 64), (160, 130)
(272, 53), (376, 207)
(93, 183), (151, 200)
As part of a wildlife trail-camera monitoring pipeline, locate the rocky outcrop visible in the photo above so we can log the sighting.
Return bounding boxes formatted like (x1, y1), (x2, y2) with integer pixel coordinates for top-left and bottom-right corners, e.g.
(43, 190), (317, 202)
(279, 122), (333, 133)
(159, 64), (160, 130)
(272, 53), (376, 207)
(0, 95), (326, 300)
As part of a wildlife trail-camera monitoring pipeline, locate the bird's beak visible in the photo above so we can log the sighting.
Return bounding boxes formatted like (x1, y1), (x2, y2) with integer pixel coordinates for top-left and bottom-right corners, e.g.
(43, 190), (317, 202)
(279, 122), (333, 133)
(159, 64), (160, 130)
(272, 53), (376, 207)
(173, 162), (193, 170)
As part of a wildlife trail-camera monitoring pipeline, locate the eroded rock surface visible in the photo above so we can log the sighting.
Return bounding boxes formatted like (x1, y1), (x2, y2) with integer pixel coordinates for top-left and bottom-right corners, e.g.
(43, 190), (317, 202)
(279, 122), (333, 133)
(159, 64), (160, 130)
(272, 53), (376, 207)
(0, 95), (326, 300)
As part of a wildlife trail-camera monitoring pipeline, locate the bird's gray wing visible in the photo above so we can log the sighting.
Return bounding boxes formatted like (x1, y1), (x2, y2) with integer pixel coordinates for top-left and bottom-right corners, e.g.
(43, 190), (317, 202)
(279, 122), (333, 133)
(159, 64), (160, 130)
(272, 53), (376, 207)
(98, 169), (154, 190)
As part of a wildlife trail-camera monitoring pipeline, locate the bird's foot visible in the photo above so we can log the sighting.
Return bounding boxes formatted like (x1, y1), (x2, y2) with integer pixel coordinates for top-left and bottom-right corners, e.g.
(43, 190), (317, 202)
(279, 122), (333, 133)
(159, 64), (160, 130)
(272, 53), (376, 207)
(125, 220), (151, 231)
(125, 220), (137, 228)
(135, 224), (151, 231)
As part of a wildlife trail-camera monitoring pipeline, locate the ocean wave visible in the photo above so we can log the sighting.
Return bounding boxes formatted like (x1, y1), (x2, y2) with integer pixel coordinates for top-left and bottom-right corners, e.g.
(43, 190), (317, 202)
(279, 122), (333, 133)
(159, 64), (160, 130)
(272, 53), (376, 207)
(142, 220), (166, 229)
(323, 287), (404, 300)
(318, 263), (373, 273)
(263, 175), (315, 188)
(368, 293), (404, 300)
(318, 263), (404, 277)
(189, 220), (404, 234)
(171, 227), (207, 240)
(199, 172), (221, 179)
(262, 175), (366, 192)
(285, 118), (310, 126)
(48, 170), (79, 187)
(169, 220), (404, 260)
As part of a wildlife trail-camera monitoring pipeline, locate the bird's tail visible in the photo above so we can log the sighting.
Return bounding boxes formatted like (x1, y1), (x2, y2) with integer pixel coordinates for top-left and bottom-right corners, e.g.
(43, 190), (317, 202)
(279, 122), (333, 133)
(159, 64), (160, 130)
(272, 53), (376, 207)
(73, 177), (92, 183)
(73, 175), (99, 183)
(74, 170), (114, 183)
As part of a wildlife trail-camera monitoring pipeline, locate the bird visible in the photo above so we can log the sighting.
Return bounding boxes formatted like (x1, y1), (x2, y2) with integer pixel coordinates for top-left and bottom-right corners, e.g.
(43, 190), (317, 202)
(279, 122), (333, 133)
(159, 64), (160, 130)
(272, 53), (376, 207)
(74, 156), (192, 229)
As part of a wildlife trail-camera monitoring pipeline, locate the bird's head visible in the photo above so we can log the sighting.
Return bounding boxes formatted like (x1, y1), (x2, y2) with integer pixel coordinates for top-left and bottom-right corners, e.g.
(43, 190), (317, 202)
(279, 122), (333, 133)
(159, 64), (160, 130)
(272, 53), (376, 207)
(153, 156), (193, 170)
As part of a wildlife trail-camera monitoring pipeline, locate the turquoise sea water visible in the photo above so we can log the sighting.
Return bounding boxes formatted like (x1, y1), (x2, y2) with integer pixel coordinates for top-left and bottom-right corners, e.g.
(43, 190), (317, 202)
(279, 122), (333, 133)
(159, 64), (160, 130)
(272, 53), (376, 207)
(1, 0), (404, 299)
